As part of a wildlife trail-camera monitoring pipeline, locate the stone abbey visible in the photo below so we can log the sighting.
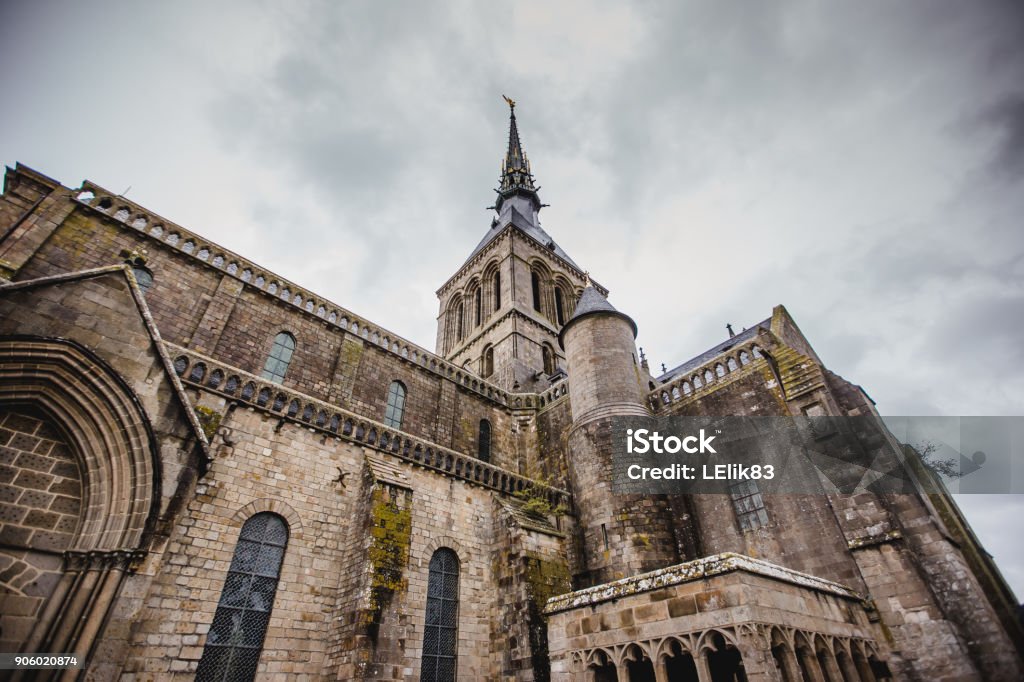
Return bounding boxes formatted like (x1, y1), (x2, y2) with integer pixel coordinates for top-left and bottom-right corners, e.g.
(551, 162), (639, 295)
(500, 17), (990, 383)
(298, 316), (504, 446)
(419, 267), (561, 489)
(0, 103), (1022, 681)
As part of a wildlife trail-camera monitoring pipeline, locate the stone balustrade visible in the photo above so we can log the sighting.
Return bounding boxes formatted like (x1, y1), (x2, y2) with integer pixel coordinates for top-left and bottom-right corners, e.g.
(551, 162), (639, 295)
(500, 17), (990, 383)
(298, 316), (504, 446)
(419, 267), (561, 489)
(648, 341), (767, 411)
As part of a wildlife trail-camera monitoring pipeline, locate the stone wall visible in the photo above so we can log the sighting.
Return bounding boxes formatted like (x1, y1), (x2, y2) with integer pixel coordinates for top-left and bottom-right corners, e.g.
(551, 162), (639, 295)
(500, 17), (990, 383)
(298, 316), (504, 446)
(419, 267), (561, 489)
(0, 407), (81, 653)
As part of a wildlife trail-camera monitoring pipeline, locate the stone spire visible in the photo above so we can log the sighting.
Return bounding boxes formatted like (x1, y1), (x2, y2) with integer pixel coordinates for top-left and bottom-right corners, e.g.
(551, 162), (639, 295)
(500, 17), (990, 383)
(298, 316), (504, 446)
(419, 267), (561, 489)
(494, 96), (542, 217)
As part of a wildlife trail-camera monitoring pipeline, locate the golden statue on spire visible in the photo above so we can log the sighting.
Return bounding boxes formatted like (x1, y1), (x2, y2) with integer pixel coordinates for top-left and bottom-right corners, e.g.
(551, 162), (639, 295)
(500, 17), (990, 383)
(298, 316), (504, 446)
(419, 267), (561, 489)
(502, 94), (516, 110)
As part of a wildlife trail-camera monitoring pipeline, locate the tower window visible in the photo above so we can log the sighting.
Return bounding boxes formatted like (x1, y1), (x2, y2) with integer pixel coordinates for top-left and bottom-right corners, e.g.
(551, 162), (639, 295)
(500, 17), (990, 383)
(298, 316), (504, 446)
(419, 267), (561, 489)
(261, 332), (295, 384)
(482, 345), (494, 378)
(478, 419), (491, 462)
(493, 271), (501, 311)
(531, 271), (541, 312)
(554, 287), (565, 326)
(542, 344), (554, 375)
(730, 480), (769, 531)
(195, 512), (288, 682)
(384, 381), (407, 429)
(455, 302), (465, 341)
(474, 288), (482, 327)
(421, 548), (460, 682)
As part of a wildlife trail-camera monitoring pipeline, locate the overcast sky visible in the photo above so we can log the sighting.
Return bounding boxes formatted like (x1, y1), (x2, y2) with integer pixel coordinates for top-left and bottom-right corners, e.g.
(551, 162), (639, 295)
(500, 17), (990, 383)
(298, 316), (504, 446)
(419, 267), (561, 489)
(2, 1), (1022, 597)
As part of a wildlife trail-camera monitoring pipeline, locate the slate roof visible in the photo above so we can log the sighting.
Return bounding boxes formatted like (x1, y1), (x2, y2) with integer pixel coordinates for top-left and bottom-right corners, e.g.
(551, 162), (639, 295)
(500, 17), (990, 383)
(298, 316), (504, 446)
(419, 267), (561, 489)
(657, 319), (770, 383)
(559, 285), (637, 347)
(462, 206), (580, 270)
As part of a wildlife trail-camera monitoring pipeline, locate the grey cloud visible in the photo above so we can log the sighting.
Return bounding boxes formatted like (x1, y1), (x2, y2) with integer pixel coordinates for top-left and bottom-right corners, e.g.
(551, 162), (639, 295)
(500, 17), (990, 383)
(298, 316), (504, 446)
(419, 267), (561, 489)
(3, 0), (1023, 596)
(980, 94), (1024, 180)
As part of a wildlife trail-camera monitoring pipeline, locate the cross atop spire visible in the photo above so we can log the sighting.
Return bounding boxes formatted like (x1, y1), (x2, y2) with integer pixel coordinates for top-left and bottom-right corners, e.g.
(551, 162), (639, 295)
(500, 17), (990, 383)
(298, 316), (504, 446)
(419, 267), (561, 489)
(494, 96), (541, 216)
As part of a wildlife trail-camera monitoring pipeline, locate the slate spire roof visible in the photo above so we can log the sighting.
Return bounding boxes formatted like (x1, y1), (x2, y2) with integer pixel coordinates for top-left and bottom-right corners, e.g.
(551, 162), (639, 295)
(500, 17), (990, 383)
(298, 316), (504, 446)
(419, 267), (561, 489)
(461, 98), (580, 270)
(497, 96), (538, 201)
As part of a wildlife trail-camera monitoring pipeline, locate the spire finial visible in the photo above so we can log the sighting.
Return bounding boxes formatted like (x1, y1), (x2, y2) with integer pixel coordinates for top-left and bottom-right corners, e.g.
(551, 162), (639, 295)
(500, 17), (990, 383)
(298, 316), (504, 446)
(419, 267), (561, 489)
(584, 271), (592, 287)
(496, 96), (539, 204)
(726, 323), (735, 338)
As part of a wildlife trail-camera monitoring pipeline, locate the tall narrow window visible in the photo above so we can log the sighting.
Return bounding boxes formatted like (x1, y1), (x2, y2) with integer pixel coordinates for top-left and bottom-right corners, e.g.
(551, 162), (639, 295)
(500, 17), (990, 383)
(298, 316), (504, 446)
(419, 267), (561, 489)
(455, 302), (464, 341)
(493, 271), (501, 311)
(196, 513), (288, 682)
(474, 288), (482, 327)
(730, 480), (769, 531)
(478, 419), (491, 462)
(384, 381), (407, 428)
(132, 266), (154, 296)
(554, 287), (565, 326)
(482, 346), (494, 378)
(531, 271), (541, 312)
(542, 344), (555, 375)
(261, 332), (295, 383)
(421, 548), (460, 682)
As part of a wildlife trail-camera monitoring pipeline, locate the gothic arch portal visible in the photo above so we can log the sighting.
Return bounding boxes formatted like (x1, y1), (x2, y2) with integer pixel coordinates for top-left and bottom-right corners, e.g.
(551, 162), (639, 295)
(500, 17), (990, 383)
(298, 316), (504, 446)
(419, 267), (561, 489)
(0, 336), (162, 662)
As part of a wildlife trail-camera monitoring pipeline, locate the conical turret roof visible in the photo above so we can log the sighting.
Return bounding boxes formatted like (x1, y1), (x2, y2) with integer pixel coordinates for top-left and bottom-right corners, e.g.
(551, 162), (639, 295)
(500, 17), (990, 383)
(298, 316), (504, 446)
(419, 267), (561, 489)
(558, 284), (638, 348)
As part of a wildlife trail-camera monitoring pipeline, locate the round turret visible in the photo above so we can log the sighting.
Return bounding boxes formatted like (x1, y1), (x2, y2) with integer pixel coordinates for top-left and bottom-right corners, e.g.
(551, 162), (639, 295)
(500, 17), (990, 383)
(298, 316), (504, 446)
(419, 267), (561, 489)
(559, 285), (648, 424)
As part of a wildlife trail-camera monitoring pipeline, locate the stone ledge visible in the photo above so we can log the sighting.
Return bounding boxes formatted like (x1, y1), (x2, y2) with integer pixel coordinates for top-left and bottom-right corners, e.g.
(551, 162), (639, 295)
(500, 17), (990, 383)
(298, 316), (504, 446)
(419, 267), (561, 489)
(544, 552), (861, 614)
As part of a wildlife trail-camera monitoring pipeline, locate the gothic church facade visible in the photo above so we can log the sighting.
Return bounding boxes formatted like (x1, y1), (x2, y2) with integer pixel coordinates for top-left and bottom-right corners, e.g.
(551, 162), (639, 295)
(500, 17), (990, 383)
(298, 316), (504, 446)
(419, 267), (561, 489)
(0, 105), (1021, 681)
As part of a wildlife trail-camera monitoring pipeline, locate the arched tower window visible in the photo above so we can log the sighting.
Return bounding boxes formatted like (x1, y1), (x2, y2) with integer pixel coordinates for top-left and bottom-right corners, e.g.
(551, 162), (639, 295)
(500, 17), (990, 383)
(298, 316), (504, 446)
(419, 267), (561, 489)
(195, 513), (289, 682)
(421, 548), (460, 682)
(474, 287), (482, 327)
(478, 419), (491, 462)
(455, 301), (465, 341)
(493, 271), (501, 312)
(531, 271), (542, 312)
(542, 344), (555, 375)
(384, 381), (407, 428)
(261, 332), (295, 383)
(554, 286), (566, 326)
(482, 345), (494, 378)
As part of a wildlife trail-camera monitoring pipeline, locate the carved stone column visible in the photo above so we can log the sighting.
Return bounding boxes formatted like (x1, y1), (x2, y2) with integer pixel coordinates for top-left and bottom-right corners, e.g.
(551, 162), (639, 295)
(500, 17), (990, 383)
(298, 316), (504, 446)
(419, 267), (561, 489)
(775, 646), (803, 682)
(853, 653), (877, 682)
(797, 648), (827, 682)
(695, 652), (714, 682)
(837, 652), (861, 682)
(13, 549), (143, 682)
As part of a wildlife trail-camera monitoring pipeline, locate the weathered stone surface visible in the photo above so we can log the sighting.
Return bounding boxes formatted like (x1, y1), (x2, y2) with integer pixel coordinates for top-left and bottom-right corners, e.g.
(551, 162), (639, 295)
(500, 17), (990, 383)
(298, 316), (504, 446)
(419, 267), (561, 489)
(0, 151), (1021, 682)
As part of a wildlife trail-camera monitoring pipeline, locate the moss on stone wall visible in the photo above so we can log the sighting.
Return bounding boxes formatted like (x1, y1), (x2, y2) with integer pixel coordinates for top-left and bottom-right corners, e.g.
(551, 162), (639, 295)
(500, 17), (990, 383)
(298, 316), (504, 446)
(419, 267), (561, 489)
(524, 555), (571, 612)
(524, 553), (571, 682)
(193, 405), (222, 441)
(366, 487), (412, 623)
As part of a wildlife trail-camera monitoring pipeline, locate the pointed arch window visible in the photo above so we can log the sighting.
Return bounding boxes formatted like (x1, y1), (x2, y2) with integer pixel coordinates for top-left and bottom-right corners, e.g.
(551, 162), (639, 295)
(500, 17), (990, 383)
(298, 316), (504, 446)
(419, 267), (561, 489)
(261, 332), (295, 384)
(554, 286), (566, 326)
(474, 288), (482, 327)
(493, 271), (501, 311)
(195, 513), (288, 682)
(482, 345), (494, 378)
(542, 344), (555, 375)
(421, 548), (460, 682)
(384, 381), (407, 428)
(478, 419), (491, 462)
(531, 271), (542, 312)
(455, 302), (465, 341)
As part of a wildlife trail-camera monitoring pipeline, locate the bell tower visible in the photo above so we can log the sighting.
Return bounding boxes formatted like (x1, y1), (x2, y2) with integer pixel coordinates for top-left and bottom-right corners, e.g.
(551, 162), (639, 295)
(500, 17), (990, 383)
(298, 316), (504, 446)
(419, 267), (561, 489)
(435, 98), (590, 392)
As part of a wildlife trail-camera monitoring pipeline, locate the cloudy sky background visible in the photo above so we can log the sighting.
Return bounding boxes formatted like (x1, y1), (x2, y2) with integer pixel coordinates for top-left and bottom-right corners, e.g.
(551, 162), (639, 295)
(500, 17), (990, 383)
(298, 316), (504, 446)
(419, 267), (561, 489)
(2, 1), (1022, 595)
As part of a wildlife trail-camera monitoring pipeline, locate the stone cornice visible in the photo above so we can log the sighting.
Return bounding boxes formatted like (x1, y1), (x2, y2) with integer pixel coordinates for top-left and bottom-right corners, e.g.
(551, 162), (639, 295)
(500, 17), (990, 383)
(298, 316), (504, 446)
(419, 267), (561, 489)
(168, 343), (571, 507)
